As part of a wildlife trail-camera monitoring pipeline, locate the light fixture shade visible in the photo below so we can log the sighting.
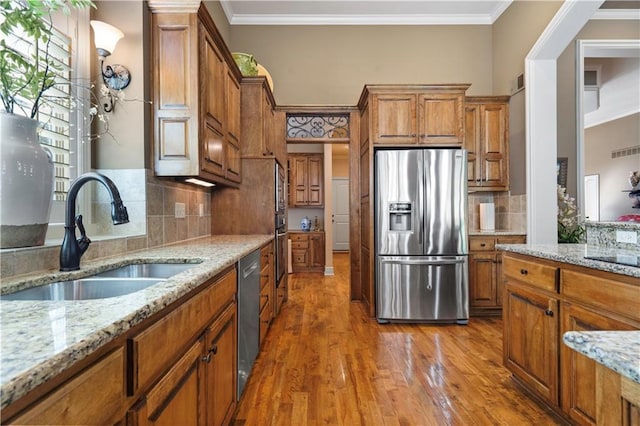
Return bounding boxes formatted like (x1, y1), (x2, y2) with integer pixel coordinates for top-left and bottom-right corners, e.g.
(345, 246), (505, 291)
(90, 20), (124, 56)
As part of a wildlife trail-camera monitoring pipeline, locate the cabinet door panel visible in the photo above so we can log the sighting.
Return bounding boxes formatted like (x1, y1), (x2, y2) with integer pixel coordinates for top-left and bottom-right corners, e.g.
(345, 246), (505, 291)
(12, 349), (125, 425)
(504, 283), (558, 404)
(561, 302), (639, 425)
(418, 94), (463, 145)
(307, 157), (323, 206)
(130, 339), (203, 426)
(225, 139), (241, 183)
(464, 104), (480, 184)
(225, 70), (240, 147)
(201, 124), (225, 177)
(310, 233), (325, 268)
(372, 94), (417, 144)
(469, 253), (496, 307)
(204, 304), (237, 426)
(202, 31), (225, 131)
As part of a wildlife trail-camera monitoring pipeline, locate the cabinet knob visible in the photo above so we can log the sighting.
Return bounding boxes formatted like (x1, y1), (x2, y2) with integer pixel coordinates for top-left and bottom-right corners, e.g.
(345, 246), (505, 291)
(544, 309), (554, 317)
(201, 353), (211, 363)
(520, 269), (528, 276)
(480, 243), (486, 247)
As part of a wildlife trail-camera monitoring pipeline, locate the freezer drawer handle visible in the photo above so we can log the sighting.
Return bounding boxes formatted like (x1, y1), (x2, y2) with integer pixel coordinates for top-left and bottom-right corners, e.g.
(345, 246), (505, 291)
(380, 258), (466, 265)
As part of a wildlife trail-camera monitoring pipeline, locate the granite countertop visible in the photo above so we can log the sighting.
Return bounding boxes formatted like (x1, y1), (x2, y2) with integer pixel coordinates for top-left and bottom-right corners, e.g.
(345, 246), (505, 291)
(495, 243), (640, 278)
(469, 230), (527, 236)
(563, 331), (640, 384)
(0, 234), (272, 410)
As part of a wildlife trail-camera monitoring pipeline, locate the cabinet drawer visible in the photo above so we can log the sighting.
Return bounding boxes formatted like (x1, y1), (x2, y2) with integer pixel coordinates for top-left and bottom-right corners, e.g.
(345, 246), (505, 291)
(497, 235), (526, 245)
(291, 241), (309, 249)
(130, 268), (236, 393)
(12, 348), (125, 425)
(503, 255), (558, 293)
(260, 244), (270, 264)
(289, 233), (308, 242)
(470, 237), (495, 251)
(562, 269), (640, 322)
(260, 284), (270, 312)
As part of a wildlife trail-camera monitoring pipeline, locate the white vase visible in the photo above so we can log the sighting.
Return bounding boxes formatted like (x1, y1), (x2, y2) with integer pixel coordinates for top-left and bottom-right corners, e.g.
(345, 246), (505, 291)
(0, 113), (54, 248)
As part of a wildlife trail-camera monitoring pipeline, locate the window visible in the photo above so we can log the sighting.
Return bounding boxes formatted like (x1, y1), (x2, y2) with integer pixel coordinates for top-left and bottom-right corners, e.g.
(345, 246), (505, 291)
(3, 8), (75, 201)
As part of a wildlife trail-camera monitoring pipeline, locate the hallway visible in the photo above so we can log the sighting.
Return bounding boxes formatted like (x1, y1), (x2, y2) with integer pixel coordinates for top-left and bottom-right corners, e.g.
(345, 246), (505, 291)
(233, 253), (560, 425)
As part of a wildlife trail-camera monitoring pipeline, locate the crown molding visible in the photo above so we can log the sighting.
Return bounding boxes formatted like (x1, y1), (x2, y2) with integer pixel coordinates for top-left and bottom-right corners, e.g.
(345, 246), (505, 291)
(147, 0), (200, 13)
(226, 13), (501, 25)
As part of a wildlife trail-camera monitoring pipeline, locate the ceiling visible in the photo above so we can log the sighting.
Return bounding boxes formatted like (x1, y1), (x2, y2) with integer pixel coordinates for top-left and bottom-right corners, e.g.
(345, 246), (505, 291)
(219, 1), (515, 26)
(220, 0), (640, 26)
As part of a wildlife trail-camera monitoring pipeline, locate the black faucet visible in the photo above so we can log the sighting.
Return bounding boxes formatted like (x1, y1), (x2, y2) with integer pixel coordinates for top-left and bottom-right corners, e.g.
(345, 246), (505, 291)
(59, 172), (129, 271)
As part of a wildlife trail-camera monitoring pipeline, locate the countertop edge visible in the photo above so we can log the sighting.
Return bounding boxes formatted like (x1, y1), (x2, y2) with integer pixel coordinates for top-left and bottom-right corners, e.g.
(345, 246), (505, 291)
(496, 243), (640, 278)
(563, 331), (640, 384)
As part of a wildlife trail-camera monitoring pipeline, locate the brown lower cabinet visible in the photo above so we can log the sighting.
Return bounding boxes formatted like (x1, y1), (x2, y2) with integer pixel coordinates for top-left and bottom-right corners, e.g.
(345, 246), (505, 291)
(502, 252), (640, 424)
(6, 267), (240, 426)
(596, 364), (640, 426)
(469, 234), (525, 316)
(290, 231), (325, 273)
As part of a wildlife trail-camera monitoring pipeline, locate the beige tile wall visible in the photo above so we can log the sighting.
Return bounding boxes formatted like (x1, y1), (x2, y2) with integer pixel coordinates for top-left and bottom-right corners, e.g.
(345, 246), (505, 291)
(0, 171), (212, 280)
(468, 192), (527, 233)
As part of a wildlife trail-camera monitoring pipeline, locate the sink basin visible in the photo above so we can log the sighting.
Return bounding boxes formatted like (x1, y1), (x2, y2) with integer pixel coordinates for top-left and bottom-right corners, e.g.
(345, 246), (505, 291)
(0, 278), (164, 301)
(93, 262), (199, 279)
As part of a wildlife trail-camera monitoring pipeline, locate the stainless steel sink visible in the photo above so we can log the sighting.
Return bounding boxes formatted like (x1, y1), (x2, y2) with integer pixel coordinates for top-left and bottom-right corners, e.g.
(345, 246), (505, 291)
(0, 278), (164, 301)
(93, 262), (199, 279)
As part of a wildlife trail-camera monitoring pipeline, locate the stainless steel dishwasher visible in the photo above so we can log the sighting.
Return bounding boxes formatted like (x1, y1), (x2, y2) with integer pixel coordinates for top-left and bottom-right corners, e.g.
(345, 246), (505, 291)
(237, 249), (261, 399)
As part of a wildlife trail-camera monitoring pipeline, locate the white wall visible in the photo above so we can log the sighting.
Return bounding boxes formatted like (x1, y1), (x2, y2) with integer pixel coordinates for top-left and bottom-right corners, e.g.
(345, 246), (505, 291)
(585, 112), (640, 221)
(584, 57), (640, 128)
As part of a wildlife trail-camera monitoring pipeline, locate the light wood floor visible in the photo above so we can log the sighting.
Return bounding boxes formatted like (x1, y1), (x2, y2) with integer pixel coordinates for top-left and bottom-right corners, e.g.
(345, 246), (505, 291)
(233, 253), (561, 425)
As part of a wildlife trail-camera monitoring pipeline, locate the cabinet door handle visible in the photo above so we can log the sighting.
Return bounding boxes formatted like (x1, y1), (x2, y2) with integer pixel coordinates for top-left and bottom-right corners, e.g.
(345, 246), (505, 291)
(210, 345), (218, 355)
(544, 309), (554, 317)
(520, 269), (528, 276)
(480, 243), (486, 247)
(201, 353), (212, 363)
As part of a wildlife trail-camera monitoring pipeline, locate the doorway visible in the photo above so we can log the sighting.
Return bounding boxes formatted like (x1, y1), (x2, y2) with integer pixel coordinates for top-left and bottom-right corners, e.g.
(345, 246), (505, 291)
(332, 177), (349, 251)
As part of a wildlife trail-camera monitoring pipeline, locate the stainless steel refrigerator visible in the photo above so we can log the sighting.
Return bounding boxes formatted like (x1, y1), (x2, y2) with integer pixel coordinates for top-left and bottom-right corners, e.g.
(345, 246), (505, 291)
(375, 148), (469, 324)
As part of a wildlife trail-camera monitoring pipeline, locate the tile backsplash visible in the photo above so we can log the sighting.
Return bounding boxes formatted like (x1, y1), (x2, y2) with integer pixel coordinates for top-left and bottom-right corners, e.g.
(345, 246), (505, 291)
(0, 170), (211, 280)
(468, 192), (527, 233)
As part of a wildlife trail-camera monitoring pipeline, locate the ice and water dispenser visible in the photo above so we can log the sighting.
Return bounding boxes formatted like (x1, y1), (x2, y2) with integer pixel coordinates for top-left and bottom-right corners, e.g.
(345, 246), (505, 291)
(388, 202), (412, 231)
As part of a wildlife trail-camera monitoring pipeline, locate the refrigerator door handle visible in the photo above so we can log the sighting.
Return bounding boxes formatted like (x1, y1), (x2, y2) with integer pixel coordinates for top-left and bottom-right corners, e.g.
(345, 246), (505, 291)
(379, 257), (466, 266)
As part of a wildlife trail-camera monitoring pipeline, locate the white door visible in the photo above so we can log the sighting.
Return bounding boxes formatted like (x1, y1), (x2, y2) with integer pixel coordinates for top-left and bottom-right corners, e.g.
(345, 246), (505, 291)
(584, 174), (599, 222)
(332, 178), (349, 251)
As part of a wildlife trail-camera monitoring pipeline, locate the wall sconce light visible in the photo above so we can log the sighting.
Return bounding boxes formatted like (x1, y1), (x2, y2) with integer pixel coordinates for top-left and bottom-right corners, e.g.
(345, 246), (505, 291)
(90, 20), (131, 112)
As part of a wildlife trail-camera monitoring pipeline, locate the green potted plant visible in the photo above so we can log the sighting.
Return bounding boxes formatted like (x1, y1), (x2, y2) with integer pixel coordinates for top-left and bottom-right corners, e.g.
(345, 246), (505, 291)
(0, 0), (94, 248)
(557, 184), (585, 243)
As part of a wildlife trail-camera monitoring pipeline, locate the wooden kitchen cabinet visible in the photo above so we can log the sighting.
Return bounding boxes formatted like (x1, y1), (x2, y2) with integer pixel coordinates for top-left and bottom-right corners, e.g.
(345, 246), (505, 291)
(240, 77), (276, 159)
(464, 96), (510, 191)
(9, 348), (126, 425)
(503, 279), (560, 406)
(128, 338), (204, 426)
(202, 303), (237, 426)
(501, 251), (640, 422)
(151, 5), (242, 187)
(596, 365), (640, 426)
(366, 85), (469, 146)
(288, 154), (324, 207)
(469, 235), (525, 316)
(560, 268), (640, 426)
(289, 231), (325, 272)
(129, 267), (237, 426)
(259, 242), (274, 345)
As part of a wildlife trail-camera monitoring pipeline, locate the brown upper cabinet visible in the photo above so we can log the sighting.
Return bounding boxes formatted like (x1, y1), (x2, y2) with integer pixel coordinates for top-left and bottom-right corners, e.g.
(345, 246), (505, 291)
(464, 96), (510, 191)
(364, 85), (469, 146)
(151, 5), (242, 187)
(240, 77), (276, 159)
(288, 154), (324, 207)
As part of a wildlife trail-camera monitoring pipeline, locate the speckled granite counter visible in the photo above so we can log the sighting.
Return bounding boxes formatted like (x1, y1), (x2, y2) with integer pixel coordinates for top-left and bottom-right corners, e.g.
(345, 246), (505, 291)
(0, 234), (272, 409)
(563, 331), (640, 384)
(495, 243), (640, 278)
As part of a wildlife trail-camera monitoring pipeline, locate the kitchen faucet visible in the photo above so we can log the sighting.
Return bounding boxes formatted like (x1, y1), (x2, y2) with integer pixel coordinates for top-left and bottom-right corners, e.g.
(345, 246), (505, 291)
(59, 172), (129, 271)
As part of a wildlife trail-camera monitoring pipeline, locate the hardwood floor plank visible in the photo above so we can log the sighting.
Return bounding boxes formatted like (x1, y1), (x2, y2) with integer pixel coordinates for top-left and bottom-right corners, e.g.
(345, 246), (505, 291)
(233, 253), (561, 425)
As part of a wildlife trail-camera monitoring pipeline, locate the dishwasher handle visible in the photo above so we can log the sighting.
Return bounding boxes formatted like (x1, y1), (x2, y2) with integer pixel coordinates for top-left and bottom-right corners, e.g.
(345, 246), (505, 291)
(379, 257), (466, 266)
(242, 261), (259, 278)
